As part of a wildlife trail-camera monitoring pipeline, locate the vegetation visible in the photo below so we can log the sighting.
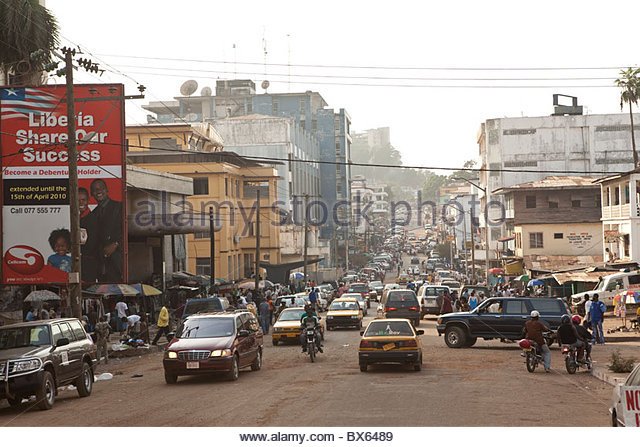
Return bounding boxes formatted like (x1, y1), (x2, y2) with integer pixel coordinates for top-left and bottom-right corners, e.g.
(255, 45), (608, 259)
(0, 0), (59, 85)
(608, 350), (637, 373)
(615, 67), (640, 168)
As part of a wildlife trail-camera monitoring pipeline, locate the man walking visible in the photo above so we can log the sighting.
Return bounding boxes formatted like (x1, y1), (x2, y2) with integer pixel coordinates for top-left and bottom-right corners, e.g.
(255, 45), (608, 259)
(590, 294), (606, 344)
(259, 299), (270, 334)
(115, 299), (128, 336)
(94, 315), (111, 365)
(152, 306), (171, 345)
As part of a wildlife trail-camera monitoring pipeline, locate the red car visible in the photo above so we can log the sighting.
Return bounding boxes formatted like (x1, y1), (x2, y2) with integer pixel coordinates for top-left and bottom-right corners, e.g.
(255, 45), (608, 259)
(163, 311), (263, 383)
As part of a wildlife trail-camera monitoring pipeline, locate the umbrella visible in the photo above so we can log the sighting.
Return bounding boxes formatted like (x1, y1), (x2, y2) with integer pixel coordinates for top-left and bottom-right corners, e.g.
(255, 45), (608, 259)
(514, 274), (530, 282)
(84, 284), (139, 296)
(488, 268), (504, 275)
(238, 280), (274, 290)
(129, 283), (162, 296)
(25, 290), (61, 302)
(290, 272), (304, 280)
(527, 279), (545, 287)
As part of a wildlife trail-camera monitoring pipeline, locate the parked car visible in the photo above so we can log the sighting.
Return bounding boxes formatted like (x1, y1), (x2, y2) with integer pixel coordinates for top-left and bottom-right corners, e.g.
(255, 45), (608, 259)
(326, 297), (363, 330)
(572, 270), (640, 313)
(163, 311), (263, 383)
(440, 280), (461, 295)
(436, 297), (569, 348)
(274, 295), (309, 309)
(359, 319), (424, 372)
(368, 280), (384, 301)
(381, 289), (421, 327)
(410, 257), (420, 265)
(610, 362), (640, 426)
(416, 285), (451, 317)
(0, 318), (96, 410)
(272, 307), (324, 346)
(460, 285), (491, 300)
(342, 293), (369, 316)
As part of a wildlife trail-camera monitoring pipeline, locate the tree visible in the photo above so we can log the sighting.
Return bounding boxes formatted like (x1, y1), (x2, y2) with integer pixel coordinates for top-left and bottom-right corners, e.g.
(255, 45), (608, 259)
(0, 0), (59, 85)
(615, 67), (640, 168)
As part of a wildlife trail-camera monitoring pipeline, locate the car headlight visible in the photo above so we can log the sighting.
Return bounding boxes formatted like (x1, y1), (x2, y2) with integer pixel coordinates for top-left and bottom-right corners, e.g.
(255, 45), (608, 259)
(210, 349), (232, 358)
(13, 358), (42, 373)
(327, 316), (333, 319)
(351, 315), (359, 319)
(437, 318), (442, 325)
(166, 351), (177, 359)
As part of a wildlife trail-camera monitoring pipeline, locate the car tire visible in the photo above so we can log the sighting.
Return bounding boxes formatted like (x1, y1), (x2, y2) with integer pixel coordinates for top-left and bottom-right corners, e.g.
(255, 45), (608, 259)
(227, 355), (240, 381)
(75, 362), (94, 397)
(466, 337), (478, 348)
(444, 326), (467, 348)
(35, 370), (55, 410)
(272, 339), (279, 346)
(7, 396), (23, 408)
(164, 371), (178, 384)
(251, 348), (262, 371)
(413, 362), (422, 372)
(327, 326), (333, 331)
(359, 362), (367, 372)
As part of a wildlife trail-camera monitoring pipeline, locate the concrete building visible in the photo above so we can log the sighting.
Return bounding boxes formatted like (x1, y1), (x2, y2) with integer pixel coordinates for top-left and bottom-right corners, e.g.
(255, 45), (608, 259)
(478, 98), (638, 266)
(494, 176), (603, 273)
(126, 133), (282, 282)
(595, 168), (640, 262)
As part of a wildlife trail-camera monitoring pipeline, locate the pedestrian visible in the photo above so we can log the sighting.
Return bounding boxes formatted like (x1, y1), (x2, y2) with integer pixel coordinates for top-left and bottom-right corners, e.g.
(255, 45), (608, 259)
(583, 293), (591, 325)
(259, 299), (270, 334)
(88, 304), (98, 333)
(267, 295), (274, 324)
(590, 294), (606, 344)
(115, 299), (128, 336)
(151, 306), (171, 345)
(308, 287), (318, 313)
(468, 291), (478, 311)
(126, 314), (141, 338)
(94, 315), (111, 365)
(440, 292), (453, 314)
(39, 303), (50, 320)
(25, 307), (36, 322)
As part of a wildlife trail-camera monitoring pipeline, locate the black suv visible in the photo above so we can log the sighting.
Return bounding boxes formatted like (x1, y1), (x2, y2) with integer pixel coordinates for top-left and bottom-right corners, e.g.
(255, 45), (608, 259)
(436, 297), (569, 348)
(0, 318), (97, 410)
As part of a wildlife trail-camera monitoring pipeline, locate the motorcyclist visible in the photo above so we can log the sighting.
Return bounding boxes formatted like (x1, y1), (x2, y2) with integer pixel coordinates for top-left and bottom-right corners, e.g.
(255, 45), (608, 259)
(572, 315), (593, 362)
(299, 304), (323, 353)
(523, 310), (552, 373)
(556, 314), (586, 359)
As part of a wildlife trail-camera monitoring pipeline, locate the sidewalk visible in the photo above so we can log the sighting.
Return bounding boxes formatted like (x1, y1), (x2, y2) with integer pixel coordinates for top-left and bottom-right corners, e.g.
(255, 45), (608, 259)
(586, 313), (640, 386)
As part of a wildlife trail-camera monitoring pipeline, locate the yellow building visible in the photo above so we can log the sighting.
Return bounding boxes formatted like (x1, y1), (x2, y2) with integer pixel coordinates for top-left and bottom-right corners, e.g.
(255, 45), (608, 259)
(127, 124), (281, 282)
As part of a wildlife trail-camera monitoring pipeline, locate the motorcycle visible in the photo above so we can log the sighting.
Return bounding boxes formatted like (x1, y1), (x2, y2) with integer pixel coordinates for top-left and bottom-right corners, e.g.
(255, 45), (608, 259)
(562, 344), (592, 374)
(518, 331), (554, 373)
(303, 319), (321, 363)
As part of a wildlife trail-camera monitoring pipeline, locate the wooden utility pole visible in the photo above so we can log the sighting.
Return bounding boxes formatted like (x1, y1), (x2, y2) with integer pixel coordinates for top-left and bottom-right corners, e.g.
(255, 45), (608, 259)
(303, 194), (309, 287)
(209, 206), (215, 291)
(254, 189), (261, 291)
(64, 49), (82, 319)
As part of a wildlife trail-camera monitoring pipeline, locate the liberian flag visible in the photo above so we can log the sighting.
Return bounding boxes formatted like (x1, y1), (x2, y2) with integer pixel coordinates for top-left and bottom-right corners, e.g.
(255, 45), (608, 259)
(0, 87), (60, 120)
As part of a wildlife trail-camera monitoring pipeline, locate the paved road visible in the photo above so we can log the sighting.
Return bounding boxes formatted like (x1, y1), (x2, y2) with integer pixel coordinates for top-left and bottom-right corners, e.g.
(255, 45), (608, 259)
(0, 310), (613, 427)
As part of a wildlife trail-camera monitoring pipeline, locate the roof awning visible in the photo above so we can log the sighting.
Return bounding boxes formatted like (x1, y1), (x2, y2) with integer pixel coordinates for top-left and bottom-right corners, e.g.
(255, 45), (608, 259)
(552, 271), (604, 285)
(498, 235), (515, 242)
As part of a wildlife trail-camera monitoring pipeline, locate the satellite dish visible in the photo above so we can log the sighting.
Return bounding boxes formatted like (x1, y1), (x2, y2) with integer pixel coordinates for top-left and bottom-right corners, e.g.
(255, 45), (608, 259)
(180, 80), (198, 96)
(261, 80), (270, 91)
(201, 86), (212, 96)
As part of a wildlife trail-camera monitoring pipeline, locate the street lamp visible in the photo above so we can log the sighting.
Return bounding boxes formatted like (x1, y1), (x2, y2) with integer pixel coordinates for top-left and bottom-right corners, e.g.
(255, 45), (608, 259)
(451, 177), (490, 284)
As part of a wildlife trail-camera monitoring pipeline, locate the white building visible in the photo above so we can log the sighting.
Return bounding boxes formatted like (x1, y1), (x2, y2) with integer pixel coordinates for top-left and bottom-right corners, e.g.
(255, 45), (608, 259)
(478, 101), (638, 265)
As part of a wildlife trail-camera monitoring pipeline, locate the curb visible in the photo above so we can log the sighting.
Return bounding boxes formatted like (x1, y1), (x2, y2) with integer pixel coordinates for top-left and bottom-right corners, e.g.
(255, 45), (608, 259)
(591, 365), (627, 386)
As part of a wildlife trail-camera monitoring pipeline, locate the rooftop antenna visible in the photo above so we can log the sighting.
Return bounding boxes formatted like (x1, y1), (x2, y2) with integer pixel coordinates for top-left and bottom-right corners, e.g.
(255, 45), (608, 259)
(233, 43), (237, 78)
(262, 28), (268, 77)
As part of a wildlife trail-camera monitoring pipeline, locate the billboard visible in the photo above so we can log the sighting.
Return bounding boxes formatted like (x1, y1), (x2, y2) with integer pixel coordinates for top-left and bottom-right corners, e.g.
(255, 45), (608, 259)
(0, 84), (126, 285)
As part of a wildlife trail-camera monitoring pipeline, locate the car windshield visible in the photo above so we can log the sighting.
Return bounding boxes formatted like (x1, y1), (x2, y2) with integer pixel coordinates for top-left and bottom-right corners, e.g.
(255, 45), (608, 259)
(330, 301), (359, 311)
(177, 318), (234, 338)
(183, 299), (221, 316)
(0, 325), (51, 349)
(279, 309), (305, 322)
(349, 285), (367, 292)
(365, 321), (414, 337)
(370, 281), (382, 287)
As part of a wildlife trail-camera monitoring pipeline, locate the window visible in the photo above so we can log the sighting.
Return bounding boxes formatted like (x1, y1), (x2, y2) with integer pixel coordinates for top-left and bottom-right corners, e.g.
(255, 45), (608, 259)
(554, 233), (563, 239)
(68, 320), (86, 341)
(596, 194), (601, 208)
(606, 279), (624, 292)
(504, 300), (527, 315)
(225, 178), (229, 196)
(571, 200), (581, 208)
(614, 186), (620, 205)
(194, 231), (208, 239)
(193, 177), (209, 195)
(272, 100), (279, 114)
(529, 300), (564, 314)
(51, 324), (62, 344)
(604, 187), (610, 206)
(299, 98), (306, 112)
(196, 257), (211, 276)
(525, 195), (536, 208)
(312, 119), (317, 131)
(58, 322), (75, 342)
(548, 200), (558, 209)
(529, 232), (543, 249)
(624, 184), (630, 204)
(629, 275), (640, 286)
(150, 138), (178, 150)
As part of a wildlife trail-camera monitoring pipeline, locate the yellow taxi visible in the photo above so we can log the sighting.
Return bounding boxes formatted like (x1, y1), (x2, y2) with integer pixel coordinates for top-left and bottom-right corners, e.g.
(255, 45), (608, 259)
(358, 318), (424, 372)
(396, 274), (411, 286)
(272, 307), (324, 346)
(325, 297), (363, 330)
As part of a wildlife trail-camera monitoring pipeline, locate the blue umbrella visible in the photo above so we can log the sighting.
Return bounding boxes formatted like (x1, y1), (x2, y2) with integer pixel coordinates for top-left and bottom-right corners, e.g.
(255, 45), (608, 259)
(527, 279), (544, 287)
(290, 272), (304, 280)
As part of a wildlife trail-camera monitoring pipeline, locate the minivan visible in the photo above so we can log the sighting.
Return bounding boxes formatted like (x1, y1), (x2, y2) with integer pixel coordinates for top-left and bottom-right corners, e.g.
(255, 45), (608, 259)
(416, 285), (451, 317)
(382, 289), (421, 326)
(571, 270), (640, 312)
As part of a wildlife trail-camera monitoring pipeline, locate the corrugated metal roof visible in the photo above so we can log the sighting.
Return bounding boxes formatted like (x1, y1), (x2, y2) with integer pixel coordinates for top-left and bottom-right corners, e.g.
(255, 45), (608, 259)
(494, 176), (599, 194)
(552, 271), (604, 284)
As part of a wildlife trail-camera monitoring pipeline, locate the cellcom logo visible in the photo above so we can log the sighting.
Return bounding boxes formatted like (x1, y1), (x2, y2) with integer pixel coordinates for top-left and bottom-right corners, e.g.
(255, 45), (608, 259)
(4, 245), (45, 275)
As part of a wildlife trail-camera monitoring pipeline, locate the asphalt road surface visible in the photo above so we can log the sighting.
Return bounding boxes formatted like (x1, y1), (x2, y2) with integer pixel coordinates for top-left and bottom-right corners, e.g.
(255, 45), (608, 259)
(0, 311), (613, 427)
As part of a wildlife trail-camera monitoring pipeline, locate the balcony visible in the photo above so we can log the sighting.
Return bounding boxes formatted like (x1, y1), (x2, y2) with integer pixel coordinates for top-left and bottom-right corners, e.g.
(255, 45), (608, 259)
(602, 204), (631, 219)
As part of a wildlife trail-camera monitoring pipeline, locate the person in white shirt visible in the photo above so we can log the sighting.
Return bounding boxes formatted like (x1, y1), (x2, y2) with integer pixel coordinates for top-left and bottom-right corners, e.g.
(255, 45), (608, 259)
(126, 314), (141, 338)
(115, 300), (128, 335)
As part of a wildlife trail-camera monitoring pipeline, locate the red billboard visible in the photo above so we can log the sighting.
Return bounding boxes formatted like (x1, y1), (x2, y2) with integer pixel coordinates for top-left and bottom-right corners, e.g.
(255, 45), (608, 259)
(0, 84), (126, 285)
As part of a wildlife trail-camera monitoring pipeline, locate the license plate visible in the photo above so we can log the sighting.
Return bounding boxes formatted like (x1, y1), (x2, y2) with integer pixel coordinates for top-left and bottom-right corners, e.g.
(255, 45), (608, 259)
(522, 348), (532, 352)
(186, 361), (200, 369)
(383, 342), (396, 351)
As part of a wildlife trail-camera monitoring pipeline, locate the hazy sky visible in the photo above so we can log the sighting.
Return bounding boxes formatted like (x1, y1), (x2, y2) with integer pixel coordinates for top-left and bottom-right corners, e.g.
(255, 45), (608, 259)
(46, 0), (640, 172)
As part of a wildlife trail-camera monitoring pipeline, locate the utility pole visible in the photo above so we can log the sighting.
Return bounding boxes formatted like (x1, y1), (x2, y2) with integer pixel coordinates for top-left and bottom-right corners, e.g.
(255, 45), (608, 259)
(484, 195), (490, 285)
(470, 219), (476, 284)
(345, 225), (349, 271)
(209, 206), (215, 291)
(462, 207), (468, 279)
(64, 49), (82, 319)
(254, 189), (261, 292)
(303, 194), (309, 287)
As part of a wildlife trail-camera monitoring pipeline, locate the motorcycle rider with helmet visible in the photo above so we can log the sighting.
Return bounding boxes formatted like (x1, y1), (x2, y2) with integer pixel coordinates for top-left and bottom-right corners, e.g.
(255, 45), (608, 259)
(556, 314), (586, 357)
(523, 310), (552, 372)
(571, 315), (593, 362)
(300, 304), (323, 353)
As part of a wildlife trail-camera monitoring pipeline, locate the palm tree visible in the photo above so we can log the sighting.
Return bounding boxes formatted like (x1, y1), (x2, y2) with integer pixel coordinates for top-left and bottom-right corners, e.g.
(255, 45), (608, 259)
(0, 0), (59, 85)
(616, 67), (640, 168)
